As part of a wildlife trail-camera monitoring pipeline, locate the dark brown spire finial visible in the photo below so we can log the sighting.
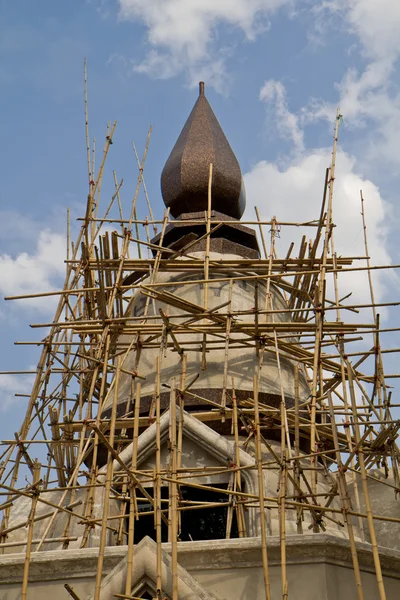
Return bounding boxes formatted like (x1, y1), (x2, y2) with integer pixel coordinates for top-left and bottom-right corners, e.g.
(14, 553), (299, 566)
(161, 82), (246, 220)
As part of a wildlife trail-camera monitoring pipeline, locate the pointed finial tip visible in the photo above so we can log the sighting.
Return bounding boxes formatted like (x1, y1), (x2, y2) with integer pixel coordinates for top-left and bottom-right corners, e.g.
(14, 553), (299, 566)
(199, 81), (205, 96)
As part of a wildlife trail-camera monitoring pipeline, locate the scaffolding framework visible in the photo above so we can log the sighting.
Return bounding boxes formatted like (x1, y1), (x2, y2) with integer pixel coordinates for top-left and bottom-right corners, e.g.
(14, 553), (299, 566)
(1, 81), (400, 600)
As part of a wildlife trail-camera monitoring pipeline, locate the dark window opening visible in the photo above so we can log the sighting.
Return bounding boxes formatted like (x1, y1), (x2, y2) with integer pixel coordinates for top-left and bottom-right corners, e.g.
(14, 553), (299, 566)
(179, 483), (239, 541)
(129, 483), (239, 544)
(133, 487), (169, 545)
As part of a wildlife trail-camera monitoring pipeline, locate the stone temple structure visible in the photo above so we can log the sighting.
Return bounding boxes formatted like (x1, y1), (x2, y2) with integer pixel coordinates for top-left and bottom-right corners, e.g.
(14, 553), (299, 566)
(0, 83), (400, 600)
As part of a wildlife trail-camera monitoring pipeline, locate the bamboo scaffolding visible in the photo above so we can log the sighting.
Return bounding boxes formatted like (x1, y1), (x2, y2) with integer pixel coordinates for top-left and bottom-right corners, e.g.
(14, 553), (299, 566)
(1, 92), (399, 600)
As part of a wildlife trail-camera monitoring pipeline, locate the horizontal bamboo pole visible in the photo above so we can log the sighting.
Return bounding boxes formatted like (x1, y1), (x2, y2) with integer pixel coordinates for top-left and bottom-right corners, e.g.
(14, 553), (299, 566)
(76, 217), (323, 227)
(0, 500), (82, 536)
(160, 476), (400, 525)
(0, 536), (78, 549)
(31, 322), (372, 333)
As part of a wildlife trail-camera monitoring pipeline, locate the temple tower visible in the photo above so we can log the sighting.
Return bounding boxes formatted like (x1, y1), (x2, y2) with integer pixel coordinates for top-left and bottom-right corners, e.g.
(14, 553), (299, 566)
(0, 83), (400, 600)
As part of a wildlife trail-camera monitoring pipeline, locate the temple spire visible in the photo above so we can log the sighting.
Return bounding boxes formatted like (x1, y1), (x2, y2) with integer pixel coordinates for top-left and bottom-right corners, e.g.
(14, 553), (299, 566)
(161, 81), (246, 220)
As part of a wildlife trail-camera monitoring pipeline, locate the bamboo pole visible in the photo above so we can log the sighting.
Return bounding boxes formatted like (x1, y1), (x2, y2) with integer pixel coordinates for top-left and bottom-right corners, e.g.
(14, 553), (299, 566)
(84, 58), (91, 187)
(21, 460), (41, 600)
(93, 358), (121, 600)
(360, 190), (389, 423)
(124, 381), (141, 597)
(232, 379), (246, 537)
(132, 139), (157, 236)
(155, 355), (163, 599)
(65, 584), (82, 600)
(201, 162), (213, 371)
(76, 217), (324, 226)
(253, 374), (272, 600)
(279, 452), (288, 600)
(169, 379), (178, 600)
(221, 279), (233, 418)
(327, 392), (364, 600)
(346, 360), (387, 600)
(294, 365), (303, 533)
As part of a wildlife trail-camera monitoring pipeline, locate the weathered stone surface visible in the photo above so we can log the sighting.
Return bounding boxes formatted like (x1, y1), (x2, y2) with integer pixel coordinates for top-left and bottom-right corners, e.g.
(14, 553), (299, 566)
(1, 535), (400, 599)
(102, 251), (311, 419)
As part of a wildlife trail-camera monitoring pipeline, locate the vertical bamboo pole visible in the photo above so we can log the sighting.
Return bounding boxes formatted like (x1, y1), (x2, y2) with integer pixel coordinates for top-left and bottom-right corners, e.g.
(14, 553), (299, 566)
(84, 58), (91, 187)
(347, 360), (386, 600)
(125, 381), (141, 597)
(337, 341), (366, 541)
(255, 278), (260, 358)
(177, 354), (187, 472)
(255, 206), (268, 259)
(232, 379), (246, 537)
(327, 393), (364, 600)
(169, 380), (178, 600)
(330, 191), (366, 540)
(310, 108), (342, 505)
(91, 137), (96, 185)
(176, 354), (186, 538)
(273, 330), (292, 457)
(360, 190), (388, 420)
(93, 358), (121, 600)
(221, 279), (233, 418)
(155, 355), (163, 599)
(81, 336), (111, 548)
(273, 328), (289, 599)
(201, 163), (213, 371)
(254, 373), (272, 600)
(21, 460), (41, 600)
(132, 140), (157, 236)
(294, 364), (303, 533)
(225, 473), (235, 540)
(279, 453), (288, 600)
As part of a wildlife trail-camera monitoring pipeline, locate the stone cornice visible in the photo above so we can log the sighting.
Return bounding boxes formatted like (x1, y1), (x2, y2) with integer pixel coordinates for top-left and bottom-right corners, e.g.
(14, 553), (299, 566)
(1, 535), (400, 585)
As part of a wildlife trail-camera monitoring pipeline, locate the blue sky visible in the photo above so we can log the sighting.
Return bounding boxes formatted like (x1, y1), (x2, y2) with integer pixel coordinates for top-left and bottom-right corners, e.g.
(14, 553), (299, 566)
(1, 0), (400, 436)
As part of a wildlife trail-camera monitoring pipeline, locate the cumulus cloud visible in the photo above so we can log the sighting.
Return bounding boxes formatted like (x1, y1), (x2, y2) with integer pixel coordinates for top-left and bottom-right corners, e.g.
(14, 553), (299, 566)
(309, 65), (400, 167)
(260, 79), (305, 153)
(117, 0), (293, 88)
(0, 374), (33, 412)
(308, 1), (400, 166)
(325, 0), (400, 62)
(244, 149), (392, 308)
(0, 228), (66, 315)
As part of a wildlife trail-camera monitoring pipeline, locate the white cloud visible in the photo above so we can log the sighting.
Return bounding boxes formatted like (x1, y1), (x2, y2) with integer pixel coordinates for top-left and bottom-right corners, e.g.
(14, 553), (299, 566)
(244, 149), (393, 308)
(307, 62), (400, 167)
(118, 0), (293, 87)
(0, 374), (33, 412)
(325, 0), (400, 62)
(134, 48), (232, 93)
(0, 229), (66, 314)
(308, 1), (400, 166)
(260, 79), (305, 152)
